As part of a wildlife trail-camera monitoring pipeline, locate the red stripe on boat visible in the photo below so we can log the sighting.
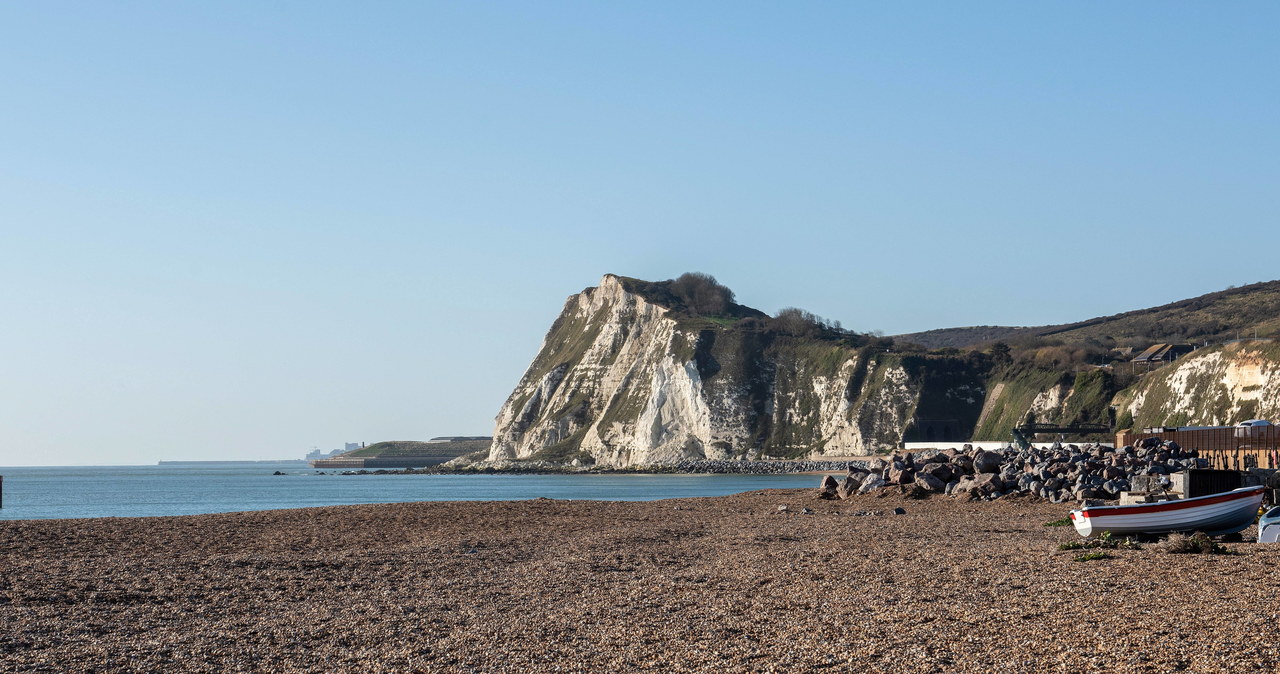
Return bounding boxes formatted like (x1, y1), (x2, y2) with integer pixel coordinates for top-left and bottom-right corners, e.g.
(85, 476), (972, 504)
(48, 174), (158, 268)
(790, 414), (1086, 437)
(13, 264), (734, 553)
(1076, 487), (1264, 519)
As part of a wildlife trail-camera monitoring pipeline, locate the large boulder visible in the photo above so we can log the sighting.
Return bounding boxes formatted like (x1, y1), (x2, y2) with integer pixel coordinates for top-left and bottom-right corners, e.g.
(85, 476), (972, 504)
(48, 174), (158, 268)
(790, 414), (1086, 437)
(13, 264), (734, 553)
(953, 473), (1000, 497)
(921, 462), (955, 484)
(973, 450), (1003, 474)
(837, 475), (863, 499)
(888, 466), (916, 485)
(914, 472), (946, 492)
(857, 475), (888, 494)
(817, 474), (839, 499)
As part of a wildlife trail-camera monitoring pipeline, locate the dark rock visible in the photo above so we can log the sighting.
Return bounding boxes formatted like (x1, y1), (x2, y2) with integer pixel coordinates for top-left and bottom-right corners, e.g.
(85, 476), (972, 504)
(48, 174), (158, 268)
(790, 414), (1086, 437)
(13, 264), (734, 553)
(973, 450), (1002, 474)
(914, 473), (945, 492)
(921, 462), (954, 483)
(888, 466), (916, 485)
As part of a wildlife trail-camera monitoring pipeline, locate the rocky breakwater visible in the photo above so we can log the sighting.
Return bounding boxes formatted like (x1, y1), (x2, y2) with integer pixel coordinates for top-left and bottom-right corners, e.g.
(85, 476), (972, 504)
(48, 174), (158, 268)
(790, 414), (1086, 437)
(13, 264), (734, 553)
(660, 459), (868, 474)
(818, 441), (1209, 503)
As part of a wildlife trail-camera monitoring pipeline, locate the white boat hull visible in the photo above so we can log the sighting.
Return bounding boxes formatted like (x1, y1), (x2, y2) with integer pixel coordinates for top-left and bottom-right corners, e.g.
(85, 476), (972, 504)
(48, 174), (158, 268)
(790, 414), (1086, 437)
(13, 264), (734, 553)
(1069, 485), (1265, 537)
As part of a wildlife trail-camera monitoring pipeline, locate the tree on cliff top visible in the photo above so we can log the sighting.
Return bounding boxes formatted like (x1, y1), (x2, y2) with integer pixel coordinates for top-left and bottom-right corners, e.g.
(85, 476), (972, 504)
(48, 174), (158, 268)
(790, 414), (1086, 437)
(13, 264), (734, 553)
(669, 272), (735, 316)
(772, 307), (848, 338)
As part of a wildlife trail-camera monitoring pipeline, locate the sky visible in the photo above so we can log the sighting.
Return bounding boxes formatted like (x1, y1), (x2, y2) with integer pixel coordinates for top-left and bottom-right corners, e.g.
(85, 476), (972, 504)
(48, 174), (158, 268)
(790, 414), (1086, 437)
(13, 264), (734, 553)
(2, 2), (1277, 465)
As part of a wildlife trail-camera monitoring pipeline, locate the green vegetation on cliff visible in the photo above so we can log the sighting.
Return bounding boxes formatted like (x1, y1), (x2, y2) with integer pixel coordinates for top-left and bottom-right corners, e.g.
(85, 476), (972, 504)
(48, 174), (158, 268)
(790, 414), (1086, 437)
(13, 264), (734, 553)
(345, 439), (491, 458)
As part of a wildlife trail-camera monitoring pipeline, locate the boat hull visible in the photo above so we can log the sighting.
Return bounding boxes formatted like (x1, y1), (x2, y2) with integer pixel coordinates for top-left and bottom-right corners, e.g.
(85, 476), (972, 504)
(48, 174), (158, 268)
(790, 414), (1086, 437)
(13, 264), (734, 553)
(1069, 486), (1265, 537)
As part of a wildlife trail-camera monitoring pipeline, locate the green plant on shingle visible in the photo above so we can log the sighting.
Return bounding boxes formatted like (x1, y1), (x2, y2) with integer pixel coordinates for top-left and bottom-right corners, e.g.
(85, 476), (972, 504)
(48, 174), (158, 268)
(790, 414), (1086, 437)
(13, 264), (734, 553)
(1059, 531), (1142, 551)
(1044, 517), (1072, 527)
(1074, 551), (1110, 562)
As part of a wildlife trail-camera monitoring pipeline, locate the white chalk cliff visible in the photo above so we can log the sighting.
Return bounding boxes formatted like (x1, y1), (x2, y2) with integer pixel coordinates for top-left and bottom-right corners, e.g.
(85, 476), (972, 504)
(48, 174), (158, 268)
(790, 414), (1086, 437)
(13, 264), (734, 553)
(489, 275), (955, 466)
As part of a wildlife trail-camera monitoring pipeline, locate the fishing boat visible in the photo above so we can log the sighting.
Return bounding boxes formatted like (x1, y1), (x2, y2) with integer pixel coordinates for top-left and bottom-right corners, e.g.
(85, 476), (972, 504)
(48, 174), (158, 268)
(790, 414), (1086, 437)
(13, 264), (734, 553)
(1069, 485), (1265, 537)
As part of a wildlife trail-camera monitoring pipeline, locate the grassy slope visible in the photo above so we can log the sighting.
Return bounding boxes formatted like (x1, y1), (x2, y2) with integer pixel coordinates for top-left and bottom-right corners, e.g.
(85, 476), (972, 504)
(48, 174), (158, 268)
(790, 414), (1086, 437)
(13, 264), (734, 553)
(897, 280), (1280, 349)
(969, 366), (1118, 441)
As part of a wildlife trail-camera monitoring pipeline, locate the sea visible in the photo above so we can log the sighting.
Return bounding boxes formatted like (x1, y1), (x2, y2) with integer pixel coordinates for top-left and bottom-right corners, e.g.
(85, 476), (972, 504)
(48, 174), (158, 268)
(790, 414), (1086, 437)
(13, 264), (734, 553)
(0, 463), (825, 521)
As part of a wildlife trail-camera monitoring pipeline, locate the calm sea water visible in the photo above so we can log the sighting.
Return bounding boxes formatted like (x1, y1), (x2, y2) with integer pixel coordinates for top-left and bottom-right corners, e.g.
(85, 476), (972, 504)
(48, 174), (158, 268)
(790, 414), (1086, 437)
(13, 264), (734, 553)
(0, 463), (825, 521)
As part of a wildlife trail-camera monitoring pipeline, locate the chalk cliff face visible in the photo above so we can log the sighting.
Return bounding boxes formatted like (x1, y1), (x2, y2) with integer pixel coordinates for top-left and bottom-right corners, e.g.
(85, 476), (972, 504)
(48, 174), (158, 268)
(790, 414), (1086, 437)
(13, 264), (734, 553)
(1115, 341), (1280, 428)
(489, 275), (965, 465)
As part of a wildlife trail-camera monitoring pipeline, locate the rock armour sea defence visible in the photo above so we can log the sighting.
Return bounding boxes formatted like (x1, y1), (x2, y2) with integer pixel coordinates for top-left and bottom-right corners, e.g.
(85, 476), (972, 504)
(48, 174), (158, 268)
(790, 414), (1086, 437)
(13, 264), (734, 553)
(816, 442), (1220, 503)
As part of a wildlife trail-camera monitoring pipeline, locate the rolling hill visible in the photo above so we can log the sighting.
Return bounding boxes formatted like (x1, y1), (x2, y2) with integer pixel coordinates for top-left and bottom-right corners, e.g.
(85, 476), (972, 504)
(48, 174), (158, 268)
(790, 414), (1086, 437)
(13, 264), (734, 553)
(896, 280), (1280, 349)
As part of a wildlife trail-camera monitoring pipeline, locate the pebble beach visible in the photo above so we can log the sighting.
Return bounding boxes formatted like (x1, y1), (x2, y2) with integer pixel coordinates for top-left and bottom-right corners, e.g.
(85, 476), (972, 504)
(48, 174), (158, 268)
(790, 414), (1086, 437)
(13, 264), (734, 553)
(4, 489), (1279, 673)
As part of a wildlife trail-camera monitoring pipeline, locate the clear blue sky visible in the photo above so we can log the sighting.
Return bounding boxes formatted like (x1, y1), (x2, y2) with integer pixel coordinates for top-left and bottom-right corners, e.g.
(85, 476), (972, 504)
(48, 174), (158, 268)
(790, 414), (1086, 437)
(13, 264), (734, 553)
(2, 3), (1277, 465)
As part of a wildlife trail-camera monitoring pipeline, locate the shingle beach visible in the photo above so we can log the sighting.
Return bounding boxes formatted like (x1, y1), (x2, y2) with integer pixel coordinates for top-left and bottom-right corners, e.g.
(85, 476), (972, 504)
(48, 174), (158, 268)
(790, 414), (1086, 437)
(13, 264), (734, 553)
(3, 490), (1279, 673)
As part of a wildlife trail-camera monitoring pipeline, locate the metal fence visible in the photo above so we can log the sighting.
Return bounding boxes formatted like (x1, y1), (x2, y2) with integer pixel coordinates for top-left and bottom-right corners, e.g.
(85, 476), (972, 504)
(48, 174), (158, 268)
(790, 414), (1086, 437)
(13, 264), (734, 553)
(1117, 426), (1280, 470)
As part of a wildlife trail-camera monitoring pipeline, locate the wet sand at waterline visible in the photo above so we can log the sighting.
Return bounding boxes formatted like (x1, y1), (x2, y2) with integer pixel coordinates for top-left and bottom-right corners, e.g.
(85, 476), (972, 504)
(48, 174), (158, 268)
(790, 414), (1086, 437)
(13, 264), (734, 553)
(3, 490), (1279, 672)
